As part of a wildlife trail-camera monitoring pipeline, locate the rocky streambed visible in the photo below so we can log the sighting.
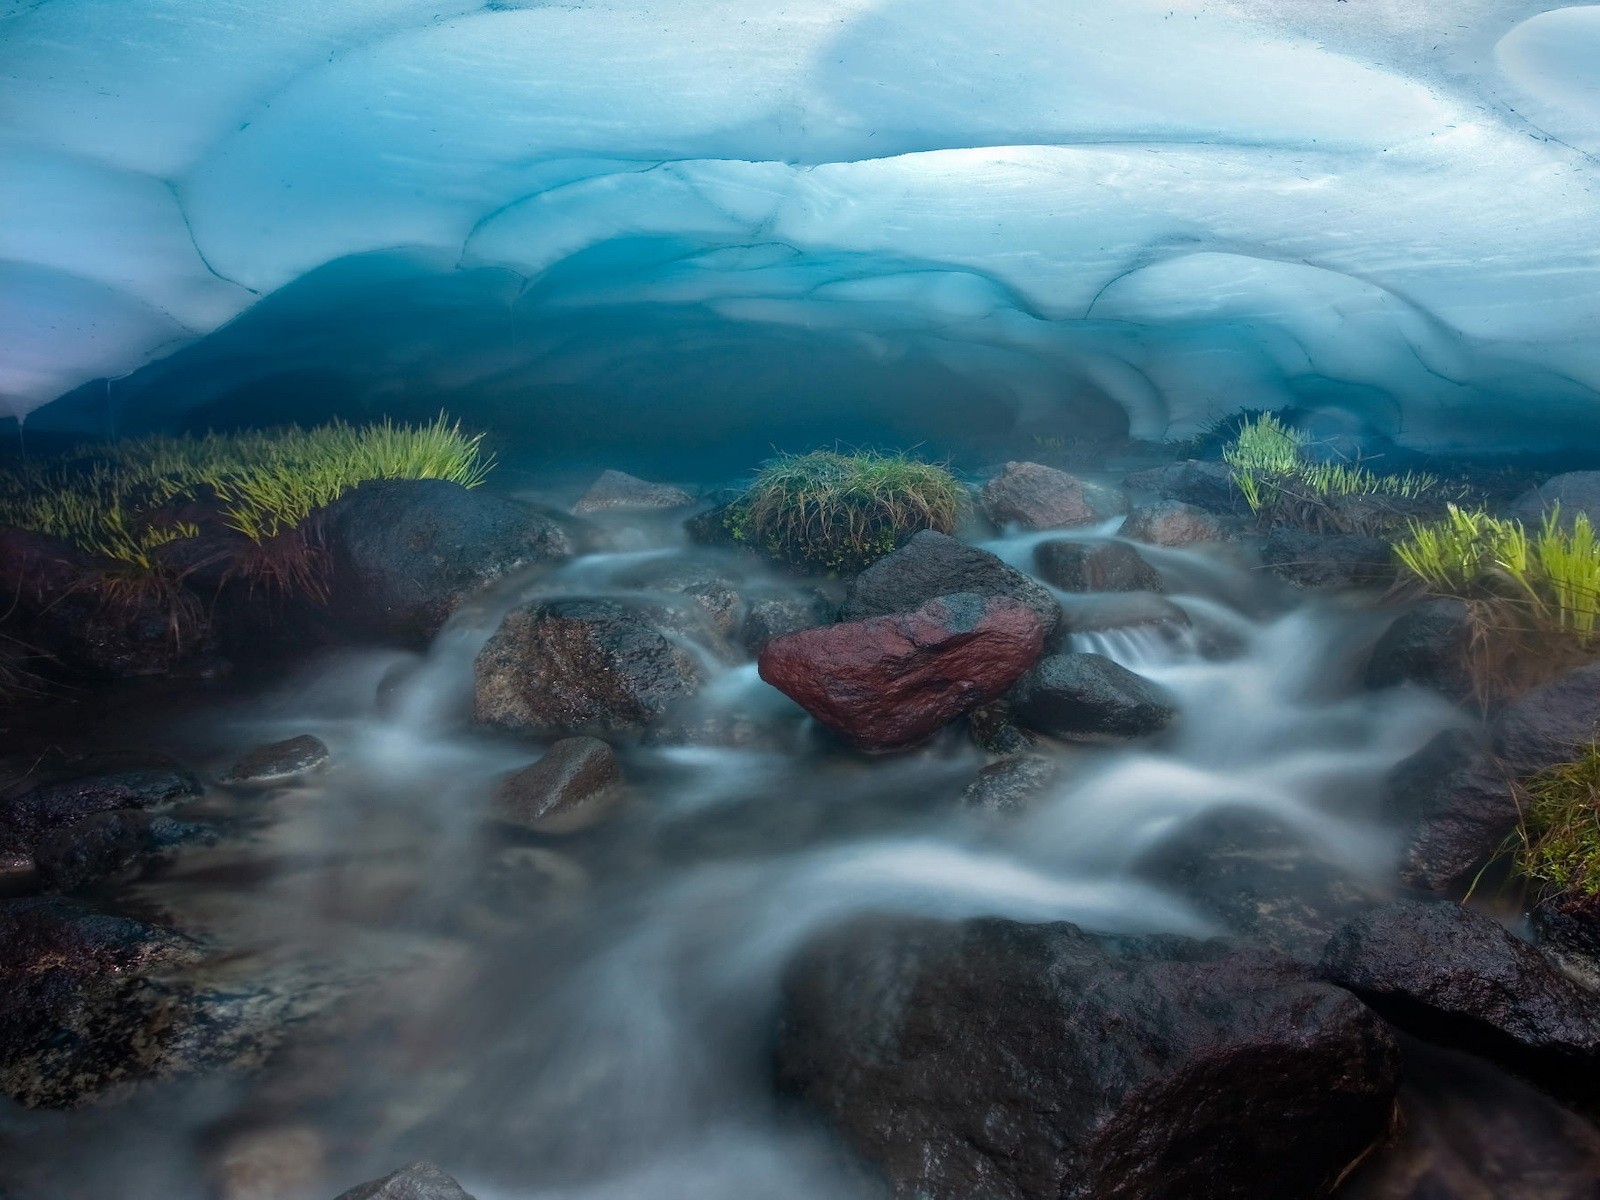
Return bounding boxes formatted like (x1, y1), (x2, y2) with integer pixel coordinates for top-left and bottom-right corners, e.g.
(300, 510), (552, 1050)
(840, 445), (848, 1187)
(3, 460), (1600, 1198)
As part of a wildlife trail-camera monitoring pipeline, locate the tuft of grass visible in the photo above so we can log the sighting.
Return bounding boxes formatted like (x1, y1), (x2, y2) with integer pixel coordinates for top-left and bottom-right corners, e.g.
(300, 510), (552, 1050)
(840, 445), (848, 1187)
(726, 449), (966, 574)
(1515, 745), (1600, 905)
(1223, 414), (1438, 534)
(1394, 504), (1600, 641)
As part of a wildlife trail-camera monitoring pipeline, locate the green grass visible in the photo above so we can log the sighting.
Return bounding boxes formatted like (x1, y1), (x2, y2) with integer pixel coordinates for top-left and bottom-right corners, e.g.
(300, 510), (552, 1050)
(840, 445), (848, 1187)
(1394, 504), (1600, 641)
(0, 415), (493, 587)
(1222, 414), (1437, 533)
(1515, 745), (1600, 904)
(726, 449), (966, 573)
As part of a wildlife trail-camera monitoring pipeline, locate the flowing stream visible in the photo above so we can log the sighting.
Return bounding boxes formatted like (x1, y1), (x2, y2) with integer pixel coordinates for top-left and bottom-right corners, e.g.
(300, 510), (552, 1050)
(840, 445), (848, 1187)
(0, 522), (1467, 1199)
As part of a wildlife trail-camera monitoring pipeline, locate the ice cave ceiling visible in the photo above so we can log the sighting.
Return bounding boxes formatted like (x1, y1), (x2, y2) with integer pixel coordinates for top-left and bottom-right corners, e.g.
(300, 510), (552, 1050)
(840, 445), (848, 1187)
(4, 0), (1600, 456)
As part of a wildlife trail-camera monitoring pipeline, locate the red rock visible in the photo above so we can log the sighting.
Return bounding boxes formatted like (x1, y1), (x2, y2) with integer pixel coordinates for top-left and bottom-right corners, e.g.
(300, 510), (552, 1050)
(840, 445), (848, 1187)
(758, 593), (1045, 750)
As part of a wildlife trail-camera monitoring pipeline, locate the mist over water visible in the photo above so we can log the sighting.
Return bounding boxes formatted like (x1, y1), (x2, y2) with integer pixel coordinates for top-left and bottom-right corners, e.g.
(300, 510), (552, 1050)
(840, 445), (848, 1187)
(0, 514), (1462, 1198)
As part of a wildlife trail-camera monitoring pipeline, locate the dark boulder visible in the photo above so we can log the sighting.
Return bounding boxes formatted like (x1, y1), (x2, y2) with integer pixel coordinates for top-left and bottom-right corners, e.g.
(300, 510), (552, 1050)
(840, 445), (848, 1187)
(978, 461), (1127, 530)
(333, 1162), (476, 1200)
(1321, 899), (1600, 1100)
(34, 810), (215, 893)
(1262, 529), (1394, 590)
(218, 734), (330, 786)
(473, 599), (707, 737)
(1032, 540), (1162, 593)
(1124, 459), (1244, 514)
(324, 479), (574, 644)
(1010, 652), (1176, 742)
(1393, 663), (1600, 891)
(571, 469), (693, 515)
(0, 896), (197, 1106)
(1, 762), (202, 862)
(1118, 500), (1228, 547)
(840, 530), (1061, 637)
(1365, 598), (1476, 702)
(1507, 471), (1600, 529)
(1134, 807), (1382, 961)
(778, 915), (1401, 1200)
(960, 754), (1061, 813)
(491, 737), (624, 834)
(759, 593), (1044, 751)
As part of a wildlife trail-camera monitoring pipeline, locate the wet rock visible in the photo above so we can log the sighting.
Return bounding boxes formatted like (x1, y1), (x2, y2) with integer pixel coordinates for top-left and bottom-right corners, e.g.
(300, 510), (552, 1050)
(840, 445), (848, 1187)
(1384, 729), (1507, 894)
(571, 469), (694, 515)
(965, 698), (1037, 755)
(34, 810), (215, 893)
(1262, 529), (1394, 590)
(492, 737), (624, 834)
(740, 591), (832, 654)
(682, 493), (742, 548)
(612, 558), (746, 637)
(1395, 663), (1600, 892)
(333, 1162), (476, 1200)
(324, 479), (574, 644)
(1508, 471), (1600, 529)
(218, 734), (331, 786)
(778, 914), (1400, 1200)
(1531, 902), (1600, 993)
(1118, 500), (1228, 547)
(960, 754), (1060, 813)
(0, 762), (202, 861)
(978, 461), (1127, 530)
(1057, 591), (1190, 637)
(1365, 598), (1476, 702)
(840, 530), (1061, 637)
(1124, 459), (1245, 515)
(759, 593), (1045, 751)
(1032, 539), (1162, 593)
(473, 598), (706, 737)
(0, 895), (198, 1106)
(1321, 899), (1600, 1100)
(1134, 808), (1382, 961)
(1010, 652), (1176, 742)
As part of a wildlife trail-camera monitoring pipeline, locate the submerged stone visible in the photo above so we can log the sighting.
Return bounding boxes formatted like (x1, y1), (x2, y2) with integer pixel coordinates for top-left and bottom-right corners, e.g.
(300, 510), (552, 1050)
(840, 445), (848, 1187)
(571, 469), (694, 514)
(492, 737), (624, 834)
(218, 734), (331, 786)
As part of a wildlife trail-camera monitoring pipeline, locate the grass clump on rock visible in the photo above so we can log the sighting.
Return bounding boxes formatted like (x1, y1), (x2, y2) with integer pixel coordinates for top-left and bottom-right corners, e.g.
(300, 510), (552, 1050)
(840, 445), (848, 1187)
(1515, 745), (1600, 908)
(727, 450), (966, 574)
(1223, 413), (1437, 533)
(0, 414), (493, 595)
(1395, 505), (1600, 643)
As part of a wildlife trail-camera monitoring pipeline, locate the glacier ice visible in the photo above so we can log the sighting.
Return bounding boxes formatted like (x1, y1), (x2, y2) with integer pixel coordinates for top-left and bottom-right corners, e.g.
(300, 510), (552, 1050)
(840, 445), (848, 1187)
(5, 0), (1600, 449)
